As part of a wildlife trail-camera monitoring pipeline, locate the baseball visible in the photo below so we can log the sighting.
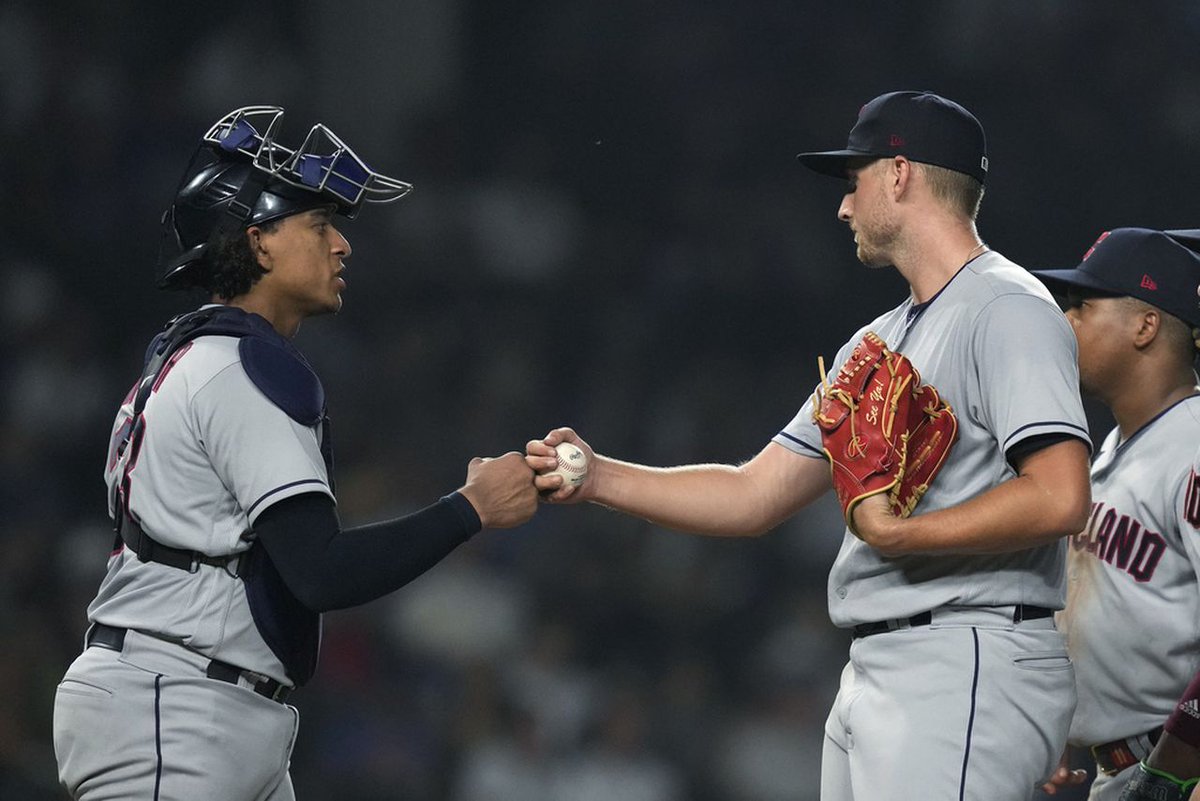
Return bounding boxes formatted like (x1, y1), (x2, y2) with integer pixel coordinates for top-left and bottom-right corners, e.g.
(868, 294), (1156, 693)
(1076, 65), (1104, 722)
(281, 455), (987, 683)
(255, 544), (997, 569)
(548, 441), (588, 487)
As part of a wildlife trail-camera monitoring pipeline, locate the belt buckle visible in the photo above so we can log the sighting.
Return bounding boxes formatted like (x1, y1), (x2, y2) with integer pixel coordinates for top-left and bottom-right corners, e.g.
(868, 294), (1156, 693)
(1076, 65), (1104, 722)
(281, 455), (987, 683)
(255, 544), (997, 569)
(1090, 739), (1140, 776)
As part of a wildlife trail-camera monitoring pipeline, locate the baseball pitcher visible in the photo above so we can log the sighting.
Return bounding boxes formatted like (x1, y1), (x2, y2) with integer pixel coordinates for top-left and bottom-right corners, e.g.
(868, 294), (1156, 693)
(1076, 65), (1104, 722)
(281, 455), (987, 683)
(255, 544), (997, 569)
(527, 91), (1093, 800)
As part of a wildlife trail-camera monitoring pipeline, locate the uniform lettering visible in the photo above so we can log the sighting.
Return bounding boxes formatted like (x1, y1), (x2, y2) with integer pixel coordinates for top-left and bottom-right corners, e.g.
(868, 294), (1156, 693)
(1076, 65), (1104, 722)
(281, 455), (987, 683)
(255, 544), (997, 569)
(1072, 502), (1104, 551)
(1102, 516), (1141, 569)
(107, 417), (133, 472)
(1129, 532), (1166, 582)
(1072, 501), (1165, 582)
(1092, 509), (1117, 556)
(151, 342), (193, 393)
(1186, 469), (1200, 530)
(110, 343), (191, 511)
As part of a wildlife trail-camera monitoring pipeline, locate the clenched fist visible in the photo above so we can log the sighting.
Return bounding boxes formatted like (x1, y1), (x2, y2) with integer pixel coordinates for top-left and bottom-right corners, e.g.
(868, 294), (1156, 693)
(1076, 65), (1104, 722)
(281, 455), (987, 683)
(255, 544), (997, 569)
(458, 452), (539, 529)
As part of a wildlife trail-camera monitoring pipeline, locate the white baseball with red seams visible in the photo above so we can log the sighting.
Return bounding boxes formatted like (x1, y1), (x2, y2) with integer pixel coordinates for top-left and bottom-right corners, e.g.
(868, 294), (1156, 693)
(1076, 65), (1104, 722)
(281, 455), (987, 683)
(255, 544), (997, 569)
(550, 442), (588, 487)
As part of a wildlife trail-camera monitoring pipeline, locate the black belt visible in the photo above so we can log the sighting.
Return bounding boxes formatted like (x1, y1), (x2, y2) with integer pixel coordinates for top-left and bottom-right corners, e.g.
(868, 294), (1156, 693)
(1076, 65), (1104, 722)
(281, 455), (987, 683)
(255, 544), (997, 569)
(1091, 727), (1163, 776)
(86, 623), (291, 703)
(852, 605), (1054, 639)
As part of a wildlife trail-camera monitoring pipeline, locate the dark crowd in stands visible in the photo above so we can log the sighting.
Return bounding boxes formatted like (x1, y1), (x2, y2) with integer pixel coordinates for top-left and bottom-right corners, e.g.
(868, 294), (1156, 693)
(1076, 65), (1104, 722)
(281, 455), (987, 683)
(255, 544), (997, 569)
(4, 1), (1198, 798)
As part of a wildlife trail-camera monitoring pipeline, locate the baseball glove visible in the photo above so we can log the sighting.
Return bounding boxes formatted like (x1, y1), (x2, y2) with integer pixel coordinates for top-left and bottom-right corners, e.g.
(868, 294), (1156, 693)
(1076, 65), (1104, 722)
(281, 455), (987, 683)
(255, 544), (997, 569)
(813, 332), (957, 534)
(1119, 762), (1199, 801)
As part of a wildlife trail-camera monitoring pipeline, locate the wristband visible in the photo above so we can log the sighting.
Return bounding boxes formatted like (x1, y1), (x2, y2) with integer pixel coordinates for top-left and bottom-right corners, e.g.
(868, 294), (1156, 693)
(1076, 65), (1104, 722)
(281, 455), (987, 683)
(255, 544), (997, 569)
(1139, 761), (1200, 794)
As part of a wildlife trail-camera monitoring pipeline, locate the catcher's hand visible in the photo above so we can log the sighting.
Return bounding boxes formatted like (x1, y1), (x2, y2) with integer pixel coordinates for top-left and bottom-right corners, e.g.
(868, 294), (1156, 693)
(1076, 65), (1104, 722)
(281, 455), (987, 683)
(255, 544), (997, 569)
(1119, 762), (1199, 801)
(813, 332), (957, 535)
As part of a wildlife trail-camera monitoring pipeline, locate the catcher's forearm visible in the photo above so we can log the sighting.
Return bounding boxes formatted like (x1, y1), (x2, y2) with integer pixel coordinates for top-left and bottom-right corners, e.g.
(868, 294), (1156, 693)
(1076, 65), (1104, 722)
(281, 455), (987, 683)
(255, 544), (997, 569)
(856, 439), (1091, 555)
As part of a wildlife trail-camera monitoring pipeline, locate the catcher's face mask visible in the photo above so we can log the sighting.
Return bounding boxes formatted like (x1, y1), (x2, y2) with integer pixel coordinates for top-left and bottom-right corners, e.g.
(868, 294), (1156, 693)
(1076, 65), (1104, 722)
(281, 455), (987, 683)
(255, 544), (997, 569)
(204, 106), (412, 214)
(159, 105), (411, 288)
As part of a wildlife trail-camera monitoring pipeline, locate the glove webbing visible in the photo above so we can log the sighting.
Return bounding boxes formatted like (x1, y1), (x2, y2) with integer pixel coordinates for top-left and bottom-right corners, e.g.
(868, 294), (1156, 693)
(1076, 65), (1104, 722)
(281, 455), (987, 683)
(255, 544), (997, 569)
(814, 354), (912, 449)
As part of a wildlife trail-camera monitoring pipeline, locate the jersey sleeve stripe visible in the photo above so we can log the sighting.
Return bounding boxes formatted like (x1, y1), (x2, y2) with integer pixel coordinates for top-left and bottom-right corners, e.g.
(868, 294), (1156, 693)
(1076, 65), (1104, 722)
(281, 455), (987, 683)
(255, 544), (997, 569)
(247, 479), (331, 517)
(1001, 421), (1091, 453)
(775, 430), (826, 457)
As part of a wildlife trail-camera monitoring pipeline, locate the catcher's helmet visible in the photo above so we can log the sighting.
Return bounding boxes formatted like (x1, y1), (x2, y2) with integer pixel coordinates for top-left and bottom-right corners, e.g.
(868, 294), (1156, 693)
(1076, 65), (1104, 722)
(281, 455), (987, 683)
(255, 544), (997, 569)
(158, 106), (412, 289)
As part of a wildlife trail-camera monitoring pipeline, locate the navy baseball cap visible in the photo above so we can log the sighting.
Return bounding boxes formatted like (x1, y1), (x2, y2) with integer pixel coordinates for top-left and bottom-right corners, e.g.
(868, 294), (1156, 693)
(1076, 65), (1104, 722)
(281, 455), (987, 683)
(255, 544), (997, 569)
(798, 91), (989, 184)
(1031, 228), (1200, 328)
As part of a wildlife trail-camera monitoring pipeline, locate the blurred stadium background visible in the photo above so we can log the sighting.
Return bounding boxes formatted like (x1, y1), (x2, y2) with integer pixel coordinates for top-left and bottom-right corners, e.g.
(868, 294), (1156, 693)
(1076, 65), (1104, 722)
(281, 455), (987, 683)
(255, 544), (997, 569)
(4, 1), (1198, 798)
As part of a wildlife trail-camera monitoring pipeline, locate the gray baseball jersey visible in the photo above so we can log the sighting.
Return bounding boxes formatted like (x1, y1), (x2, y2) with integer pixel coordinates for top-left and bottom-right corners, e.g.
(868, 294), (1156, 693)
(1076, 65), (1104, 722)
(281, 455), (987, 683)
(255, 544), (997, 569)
(92, 315), (334, 684)
(1060, 396), (1200, 747)
(773, 250), (1091, 627)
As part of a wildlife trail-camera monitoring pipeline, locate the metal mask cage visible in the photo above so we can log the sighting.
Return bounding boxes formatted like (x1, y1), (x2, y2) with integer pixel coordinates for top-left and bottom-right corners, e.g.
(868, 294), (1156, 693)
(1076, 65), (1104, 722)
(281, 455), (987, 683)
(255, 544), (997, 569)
(201, 106), (413, 210)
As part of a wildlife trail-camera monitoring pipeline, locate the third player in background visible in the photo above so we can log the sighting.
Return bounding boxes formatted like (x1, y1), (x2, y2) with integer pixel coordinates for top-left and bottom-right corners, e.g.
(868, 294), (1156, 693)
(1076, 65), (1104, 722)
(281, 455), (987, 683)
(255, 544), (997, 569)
(1033, 228), (1200, 800)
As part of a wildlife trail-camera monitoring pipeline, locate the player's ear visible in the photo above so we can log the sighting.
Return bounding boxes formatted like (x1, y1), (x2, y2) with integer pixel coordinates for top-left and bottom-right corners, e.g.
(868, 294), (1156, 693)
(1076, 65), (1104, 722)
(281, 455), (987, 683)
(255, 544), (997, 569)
(245, 226), (273, 271)
(1132, 307), (1160, 349)
(889, 156), (912, 198)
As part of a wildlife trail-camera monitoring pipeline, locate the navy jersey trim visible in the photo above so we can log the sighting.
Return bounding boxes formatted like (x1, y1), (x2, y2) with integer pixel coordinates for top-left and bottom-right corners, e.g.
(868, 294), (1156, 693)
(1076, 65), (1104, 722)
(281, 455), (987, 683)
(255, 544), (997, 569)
(776, 431), (825, 457)
(248, 479), (330, 517)
(154, 673), (165, 801)
(908, 248), (985, 327)
(1113, 393), (1200, 456)
(1001, 421), (1091, 454)
(958, 629), (981, 800)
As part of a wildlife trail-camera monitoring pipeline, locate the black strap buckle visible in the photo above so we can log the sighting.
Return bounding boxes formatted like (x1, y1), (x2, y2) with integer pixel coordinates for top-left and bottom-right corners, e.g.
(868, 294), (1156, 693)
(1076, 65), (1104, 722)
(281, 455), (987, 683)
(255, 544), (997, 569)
(207, 659), (292, 703)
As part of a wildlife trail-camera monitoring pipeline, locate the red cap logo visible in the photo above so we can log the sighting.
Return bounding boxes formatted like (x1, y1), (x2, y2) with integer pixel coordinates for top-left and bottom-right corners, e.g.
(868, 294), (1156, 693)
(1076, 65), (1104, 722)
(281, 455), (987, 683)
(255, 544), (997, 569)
(1141, 274), (1158, 291)
(1082, 231), (1111, 261)
(889, 134), (905, 148)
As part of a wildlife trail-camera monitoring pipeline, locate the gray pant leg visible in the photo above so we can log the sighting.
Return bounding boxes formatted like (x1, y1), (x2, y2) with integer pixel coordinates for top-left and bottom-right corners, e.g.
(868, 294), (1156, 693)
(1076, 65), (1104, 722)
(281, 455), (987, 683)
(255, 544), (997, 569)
(54, 636), (298, 801)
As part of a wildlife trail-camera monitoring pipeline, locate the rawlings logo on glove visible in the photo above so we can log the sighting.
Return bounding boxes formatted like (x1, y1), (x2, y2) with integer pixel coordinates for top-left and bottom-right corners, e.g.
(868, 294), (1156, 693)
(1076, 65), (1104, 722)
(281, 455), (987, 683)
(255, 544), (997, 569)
(813, 332), (958, 535)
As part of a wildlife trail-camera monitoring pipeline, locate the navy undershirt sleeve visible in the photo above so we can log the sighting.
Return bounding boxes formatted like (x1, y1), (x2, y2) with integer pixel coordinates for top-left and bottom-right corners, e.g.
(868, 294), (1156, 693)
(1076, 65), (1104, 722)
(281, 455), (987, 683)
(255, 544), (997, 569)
(1005, 431), (1085, 471)
(254, 491), (482, 611)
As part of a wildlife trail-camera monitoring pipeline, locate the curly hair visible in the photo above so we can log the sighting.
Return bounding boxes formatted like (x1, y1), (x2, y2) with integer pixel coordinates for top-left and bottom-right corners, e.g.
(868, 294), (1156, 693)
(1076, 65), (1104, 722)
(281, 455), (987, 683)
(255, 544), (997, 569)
(195, 221), (280, 300)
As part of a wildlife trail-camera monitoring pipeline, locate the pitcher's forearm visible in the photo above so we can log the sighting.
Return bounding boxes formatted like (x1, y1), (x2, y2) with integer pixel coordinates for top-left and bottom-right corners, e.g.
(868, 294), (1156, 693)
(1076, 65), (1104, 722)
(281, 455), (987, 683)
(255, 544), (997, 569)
(590, 456), (781, 536)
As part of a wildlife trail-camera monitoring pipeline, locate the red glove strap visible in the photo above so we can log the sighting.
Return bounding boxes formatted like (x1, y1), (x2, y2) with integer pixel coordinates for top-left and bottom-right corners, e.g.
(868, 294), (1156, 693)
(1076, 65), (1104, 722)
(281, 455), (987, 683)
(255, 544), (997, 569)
(1164, 672), (1200, 749)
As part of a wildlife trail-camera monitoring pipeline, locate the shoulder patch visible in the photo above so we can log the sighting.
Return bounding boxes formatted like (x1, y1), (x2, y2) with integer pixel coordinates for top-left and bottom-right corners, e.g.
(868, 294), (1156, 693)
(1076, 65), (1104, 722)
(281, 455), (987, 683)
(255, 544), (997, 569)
(239, 336), (325, 426)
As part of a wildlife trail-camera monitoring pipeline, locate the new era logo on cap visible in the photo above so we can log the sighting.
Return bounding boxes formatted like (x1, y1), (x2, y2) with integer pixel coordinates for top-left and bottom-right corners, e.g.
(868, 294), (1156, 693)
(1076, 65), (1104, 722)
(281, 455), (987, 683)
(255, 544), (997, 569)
(1140, 274), (1158, 291)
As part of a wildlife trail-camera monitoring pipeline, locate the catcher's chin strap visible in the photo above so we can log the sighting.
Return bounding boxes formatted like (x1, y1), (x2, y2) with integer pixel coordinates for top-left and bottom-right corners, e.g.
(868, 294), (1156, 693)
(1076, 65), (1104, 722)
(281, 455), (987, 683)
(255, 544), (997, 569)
(208, 168), (269, 250)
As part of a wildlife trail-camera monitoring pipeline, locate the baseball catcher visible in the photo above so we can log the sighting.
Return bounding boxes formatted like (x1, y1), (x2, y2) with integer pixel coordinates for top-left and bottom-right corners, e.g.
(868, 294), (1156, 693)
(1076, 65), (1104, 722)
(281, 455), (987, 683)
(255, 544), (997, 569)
(51, 105), (539, 801)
